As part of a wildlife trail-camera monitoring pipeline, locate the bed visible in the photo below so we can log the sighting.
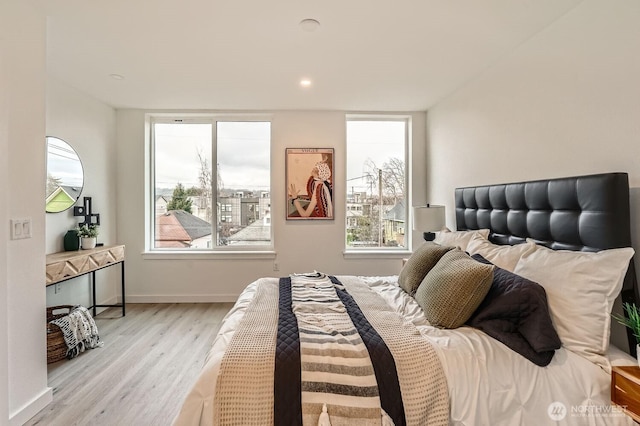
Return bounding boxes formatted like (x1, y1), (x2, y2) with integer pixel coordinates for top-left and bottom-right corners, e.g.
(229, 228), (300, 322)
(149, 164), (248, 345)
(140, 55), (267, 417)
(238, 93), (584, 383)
(174, 172), (638, 426)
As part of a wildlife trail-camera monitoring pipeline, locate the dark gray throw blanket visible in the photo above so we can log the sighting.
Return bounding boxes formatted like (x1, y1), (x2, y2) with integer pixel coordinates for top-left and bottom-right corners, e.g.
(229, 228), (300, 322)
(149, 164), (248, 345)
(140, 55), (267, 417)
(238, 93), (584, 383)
(467, 255), (561, 366)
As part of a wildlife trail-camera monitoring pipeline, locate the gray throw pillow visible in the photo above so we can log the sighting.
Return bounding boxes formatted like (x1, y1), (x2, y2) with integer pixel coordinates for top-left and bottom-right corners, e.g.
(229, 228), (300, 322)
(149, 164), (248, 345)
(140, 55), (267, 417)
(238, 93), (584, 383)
(415, 249), (494, 329)
(398, 242), (454, 296)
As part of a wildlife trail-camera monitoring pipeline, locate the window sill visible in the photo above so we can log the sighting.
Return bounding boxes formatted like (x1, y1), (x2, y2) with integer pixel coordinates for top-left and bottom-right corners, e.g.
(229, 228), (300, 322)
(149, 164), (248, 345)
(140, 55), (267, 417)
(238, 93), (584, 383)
(141, 250), (276, 260)
(343, 249), (412, 259)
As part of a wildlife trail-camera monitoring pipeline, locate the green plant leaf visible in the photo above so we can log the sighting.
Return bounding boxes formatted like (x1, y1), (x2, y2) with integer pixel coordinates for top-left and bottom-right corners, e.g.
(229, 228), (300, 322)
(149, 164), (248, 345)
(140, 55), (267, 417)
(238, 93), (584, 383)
(613, 302), (640, 344)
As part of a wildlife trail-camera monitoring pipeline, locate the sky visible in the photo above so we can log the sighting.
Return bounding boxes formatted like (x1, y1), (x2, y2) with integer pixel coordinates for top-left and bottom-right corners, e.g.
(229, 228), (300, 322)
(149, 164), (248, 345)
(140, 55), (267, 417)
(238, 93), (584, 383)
(346, 120), (405, 195)
(47, 136), (84, 187)
(154, 119), (405, 195)
(154, 122), (271, 192)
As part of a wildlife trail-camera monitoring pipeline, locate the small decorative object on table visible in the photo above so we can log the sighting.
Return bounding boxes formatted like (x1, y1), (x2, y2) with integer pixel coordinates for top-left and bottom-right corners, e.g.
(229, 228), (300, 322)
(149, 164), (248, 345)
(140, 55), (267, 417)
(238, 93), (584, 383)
(73, 196), (101, 227)
(63, 229), (80, 251)
(613, 302), (640, 366)
(77, 224), (99, 250)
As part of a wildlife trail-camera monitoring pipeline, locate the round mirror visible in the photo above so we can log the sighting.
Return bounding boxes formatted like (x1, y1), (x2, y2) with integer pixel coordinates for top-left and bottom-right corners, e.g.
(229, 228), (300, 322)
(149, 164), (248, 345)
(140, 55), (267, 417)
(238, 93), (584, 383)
(45, 136), (84, 213)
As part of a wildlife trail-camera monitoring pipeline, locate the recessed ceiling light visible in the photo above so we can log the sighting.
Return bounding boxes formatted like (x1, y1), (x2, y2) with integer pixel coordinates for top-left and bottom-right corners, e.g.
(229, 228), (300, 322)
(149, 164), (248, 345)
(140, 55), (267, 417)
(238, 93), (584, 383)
(300, 79), (312, 87)
(109, 73), (125, 80)
(299, 18), (320, 32)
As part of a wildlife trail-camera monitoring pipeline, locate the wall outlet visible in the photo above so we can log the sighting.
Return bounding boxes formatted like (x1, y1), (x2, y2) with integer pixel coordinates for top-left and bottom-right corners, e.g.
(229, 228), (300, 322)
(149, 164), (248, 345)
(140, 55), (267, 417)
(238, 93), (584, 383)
(54, 283), (61, 294)
(273, 262), (279, 271)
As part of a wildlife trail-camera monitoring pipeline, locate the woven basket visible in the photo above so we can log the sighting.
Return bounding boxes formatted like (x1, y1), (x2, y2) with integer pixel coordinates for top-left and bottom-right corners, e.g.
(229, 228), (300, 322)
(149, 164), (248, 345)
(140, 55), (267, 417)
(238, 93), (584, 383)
(47, 305), (73, 364)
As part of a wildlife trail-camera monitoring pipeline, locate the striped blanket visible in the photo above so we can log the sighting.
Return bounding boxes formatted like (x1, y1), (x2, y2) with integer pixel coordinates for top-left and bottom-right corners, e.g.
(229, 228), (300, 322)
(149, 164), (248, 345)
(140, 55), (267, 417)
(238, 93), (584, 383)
(212, 274), (448, 425)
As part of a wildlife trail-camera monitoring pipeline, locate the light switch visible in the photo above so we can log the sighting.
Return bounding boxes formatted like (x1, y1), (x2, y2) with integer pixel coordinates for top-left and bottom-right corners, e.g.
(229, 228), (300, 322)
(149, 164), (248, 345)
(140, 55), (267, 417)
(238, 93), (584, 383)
(10, 219), (21, 239)
(10, 218), (31, 240)
(22, 219), (31, 238)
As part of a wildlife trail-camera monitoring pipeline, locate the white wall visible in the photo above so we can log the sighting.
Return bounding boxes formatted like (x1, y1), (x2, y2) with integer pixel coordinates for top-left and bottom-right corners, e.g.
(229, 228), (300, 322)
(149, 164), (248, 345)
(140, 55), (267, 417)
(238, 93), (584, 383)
(427, 0), (640, 221)
(45, 77), (118, 309)
(0, 2), (51, 424)
(0, 18), (9, 426)
(116, 110), (427, 301)
(426, 0), (640, 351)
(0, 9), (117, 425)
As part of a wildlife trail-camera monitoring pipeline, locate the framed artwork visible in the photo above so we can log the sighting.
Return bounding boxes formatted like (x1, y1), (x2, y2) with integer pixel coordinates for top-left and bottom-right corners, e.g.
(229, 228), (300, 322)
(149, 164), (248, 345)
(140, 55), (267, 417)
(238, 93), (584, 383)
(286, 148), (334, 220)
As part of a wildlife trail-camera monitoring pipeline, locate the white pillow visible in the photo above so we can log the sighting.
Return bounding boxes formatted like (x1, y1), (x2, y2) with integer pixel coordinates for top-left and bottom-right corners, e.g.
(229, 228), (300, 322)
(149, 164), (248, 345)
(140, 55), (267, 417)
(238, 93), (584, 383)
(513, 243), (634, 371)
(466, 234), (536, 272)
(434, 228), (490, 252)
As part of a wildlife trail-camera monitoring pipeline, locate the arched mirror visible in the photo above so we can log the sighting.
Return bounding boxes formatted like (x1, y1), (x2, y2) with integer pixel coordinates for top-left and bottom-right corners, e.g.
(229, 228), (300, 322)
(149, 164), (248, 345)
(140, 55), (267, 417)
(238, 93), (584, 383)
(45, 136), (84, 213)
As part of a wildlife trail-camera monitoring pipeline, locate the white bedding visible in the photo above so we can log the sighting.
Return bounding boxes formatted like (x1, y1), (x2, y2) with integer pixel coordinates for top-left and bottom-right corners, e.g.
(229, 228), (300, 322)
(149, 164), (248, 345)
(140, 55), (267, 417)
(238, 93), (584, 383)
(174, 275), (636, 426)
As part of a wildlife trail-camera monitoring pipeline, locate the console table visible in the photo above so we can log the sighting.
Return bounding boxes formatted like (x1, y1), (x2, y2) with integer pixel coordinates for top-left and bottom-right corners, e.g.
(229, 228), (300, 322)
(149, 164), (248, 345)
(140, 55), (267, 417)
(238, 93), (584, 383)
(46, 244), (126, 316)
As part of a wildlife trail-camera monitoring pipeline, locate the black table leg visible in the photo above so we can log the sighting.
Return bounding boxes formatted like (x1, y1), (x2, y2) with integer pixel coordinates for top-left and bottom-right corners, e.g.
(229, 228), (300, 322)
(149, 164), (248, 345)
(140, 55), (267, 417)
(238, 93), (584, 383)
(121, 261), (126, 316)
(92, 271), (97, 317)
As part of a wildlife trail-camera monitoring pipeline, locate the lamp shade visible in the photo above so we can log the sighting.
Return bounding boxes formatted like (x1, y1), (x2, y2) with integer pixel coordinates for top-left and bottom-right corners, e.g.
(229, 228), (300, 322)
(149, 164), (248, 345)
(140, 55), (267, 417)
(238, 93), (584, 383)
(412, 205), (445, 232)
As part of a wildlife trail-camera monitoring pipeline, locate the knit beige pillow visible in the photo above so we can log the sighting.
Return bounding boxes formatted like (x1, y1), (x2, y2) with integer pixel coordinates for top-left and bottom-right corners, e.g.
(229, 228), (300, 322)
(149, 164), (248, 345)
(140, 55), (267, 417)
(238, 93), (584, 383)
(398, 243), (454, 296)
(415, 249), (494, 329)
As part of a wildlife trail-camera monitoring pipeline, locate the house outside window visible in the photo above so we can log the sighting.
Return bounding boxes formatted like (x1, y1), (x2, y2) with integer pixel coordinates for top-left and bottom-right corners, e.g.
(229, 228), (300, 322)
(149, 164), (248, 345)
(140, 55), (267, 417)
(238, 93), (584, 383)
(346, 116), (409, 250)
(150, 116), (271, 250)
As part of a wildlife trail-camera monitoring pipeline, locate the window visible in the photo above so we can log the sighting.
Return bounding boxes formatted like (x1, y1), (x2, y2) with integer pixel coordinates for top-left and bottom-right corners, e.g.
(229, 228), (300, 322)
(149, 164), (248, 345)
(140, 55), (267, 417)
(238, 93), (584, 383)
(346, 117), (409, 249)
(151, 117), (271, 250)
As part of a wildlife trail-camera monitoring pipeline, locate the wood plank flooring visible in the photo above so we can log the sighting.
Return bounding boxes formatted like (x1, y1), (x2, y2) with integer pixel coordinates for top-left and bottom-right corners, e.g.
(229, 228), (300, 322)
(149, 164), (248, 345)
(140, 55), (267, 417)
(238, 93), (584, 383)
(26, 303), (233, 426)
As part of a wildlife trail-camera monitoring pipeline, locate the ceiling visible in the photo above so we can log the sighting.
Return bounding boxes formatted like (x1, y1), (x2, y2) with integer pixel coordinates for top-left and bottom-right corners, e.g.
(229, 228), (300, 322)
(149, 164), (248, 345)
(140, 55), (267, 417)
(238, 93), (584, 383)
(40, 0), (582, 111)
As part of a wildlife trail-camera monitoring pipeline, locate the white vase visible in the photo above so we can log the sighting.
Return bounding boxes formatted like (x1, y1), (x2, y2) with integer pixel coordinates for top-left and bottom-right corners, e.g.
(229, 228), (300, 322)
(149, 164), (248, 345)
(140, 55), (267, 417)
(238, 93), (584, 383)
(637, 344), (640, 368)
(81, 237), (97, 250)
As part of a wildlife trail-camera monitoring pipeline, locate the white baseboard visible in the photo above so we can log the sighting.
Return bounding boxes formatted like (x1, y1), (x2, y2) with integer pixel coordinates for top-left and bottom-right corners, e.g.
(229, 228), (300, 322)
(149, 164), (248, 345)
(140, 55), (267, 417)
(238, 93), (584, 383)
(10, 387), (52, 426)
(125, 294), (239, 303)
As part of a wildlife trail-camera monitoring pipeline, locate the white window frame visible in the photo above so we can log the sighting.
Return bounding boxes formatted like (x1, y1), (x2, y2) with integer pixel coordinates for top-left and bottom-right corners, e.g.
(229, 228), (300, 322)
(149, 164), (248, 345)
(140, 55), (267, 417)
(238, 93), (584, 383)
(144, 113), (274, 259)
(344, 114), (412, 256)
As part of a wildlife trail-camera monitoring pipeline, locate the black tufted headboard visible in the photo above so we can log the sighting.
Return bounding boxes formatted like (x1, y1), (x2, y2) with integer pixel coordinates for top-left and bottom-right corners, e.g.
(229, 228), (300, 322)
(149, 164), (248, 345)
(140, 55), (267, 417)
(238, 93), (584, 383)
(455, 172), (638, 354)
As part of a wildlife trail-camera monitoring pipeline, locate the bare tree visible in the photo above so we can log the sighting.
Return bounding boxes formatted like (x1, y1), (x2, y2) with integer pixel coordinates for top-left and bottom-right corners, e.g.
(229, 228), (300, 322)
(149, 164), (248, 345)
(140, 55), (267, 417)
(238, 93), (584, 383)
(363, 157), (405, 203)
(381, 157), (405, 202)
(355, 158), (405, 247)
(217, 164), (224, 195)
(197, 149), (212, 223)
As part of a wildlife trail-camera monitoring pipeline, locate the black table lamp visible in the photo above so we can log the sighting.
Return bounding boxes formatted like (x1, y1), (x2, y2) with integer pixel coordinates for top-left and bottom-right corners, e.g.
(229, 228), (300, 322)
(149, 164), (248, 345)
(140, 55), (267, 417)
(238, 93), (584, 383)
(412, 205), (445, 241)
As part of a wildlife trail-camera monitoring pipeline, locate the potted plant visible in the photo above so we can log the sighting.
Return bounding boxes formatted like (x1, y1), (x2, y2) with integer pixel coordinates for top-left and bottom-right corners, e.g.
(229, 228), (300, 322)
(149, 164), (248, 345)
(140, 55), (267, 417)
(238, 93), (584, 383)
(76, 224), (99, 250)
(613, 302), (640, 366)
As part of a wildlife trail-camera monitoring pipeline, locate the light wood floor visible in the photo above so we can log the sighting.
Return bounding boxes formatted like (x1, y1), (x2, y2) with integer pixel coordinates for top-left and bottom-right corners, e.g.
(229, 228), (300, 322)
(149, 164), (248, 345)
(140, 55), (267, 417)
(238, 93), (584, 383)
(26, 303), (233, 426)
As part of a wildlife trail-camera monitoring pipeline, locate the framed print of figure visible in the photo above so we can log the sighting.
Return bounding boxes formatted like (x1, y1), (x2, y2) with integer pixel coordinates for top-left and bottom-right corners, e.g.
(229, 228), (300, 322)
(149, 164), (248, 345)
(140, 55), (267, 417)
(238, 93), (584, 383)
(286, 148), (334, 220)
